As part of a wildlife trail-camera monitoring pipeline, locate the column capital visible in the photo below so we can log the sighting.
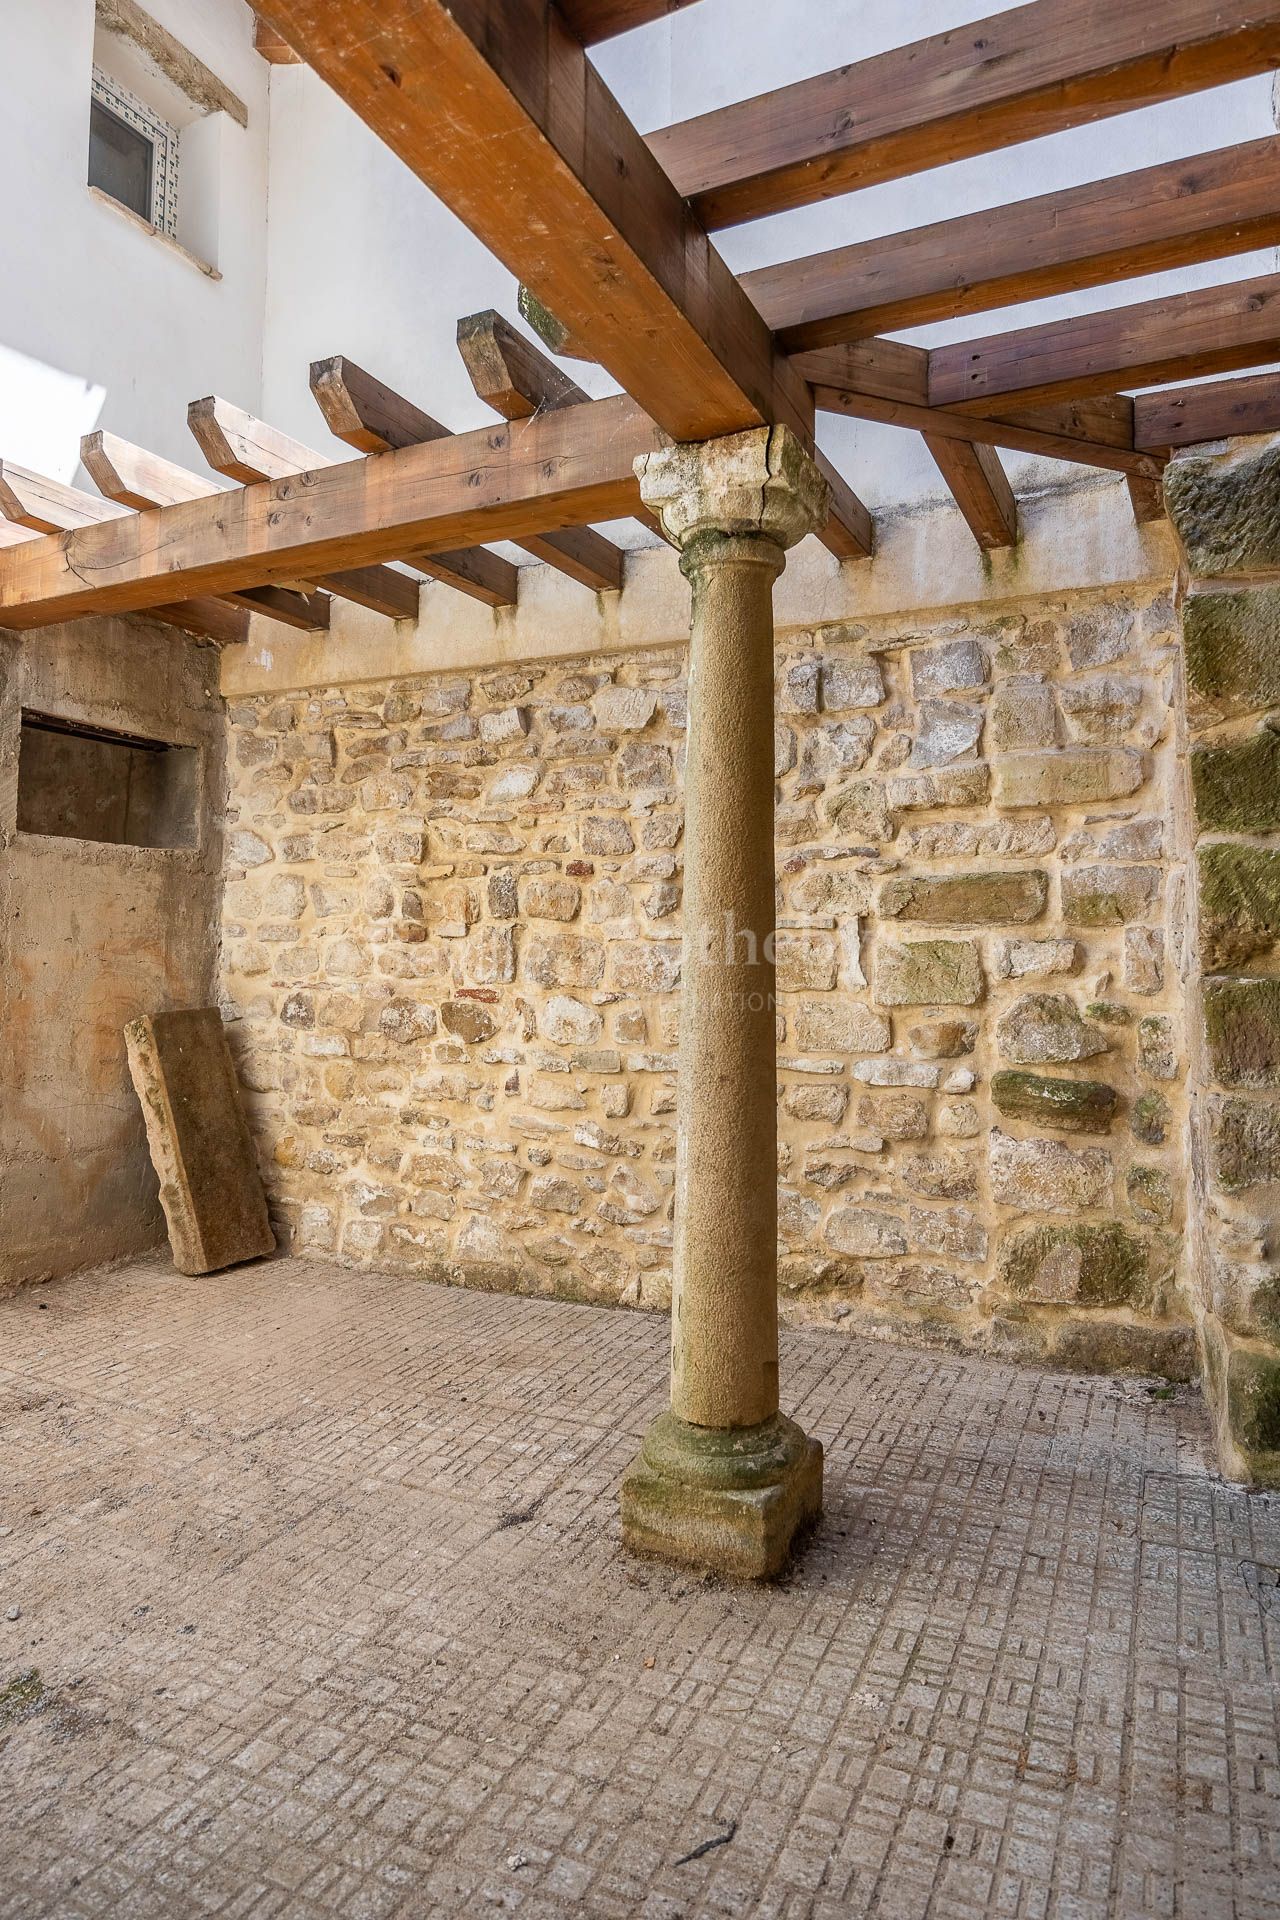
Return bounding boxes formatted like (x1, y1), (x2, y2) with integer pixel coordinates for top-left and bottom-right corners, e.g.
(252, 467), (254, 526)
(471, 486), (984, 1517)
(636, 425), (828, 557)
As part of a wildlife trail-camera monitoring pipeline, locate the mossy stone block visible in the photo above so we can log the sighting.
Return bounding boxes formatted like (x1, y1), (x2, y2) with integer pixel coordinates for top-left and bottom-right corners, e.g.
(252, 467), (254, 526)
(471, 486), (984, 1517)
(991, 1069), (1117, 1134)
(998, 1221), (1149, 1307)
(1050, 1318), (1197, 1382)
(1226, 1346), (1280, 1461)
(1204, 977), (1280, 1087)
(1182, 589), (1280, 719)
(1211, 1095), (1280, 1192)
(1131, 1091), (1171, 1146)
(1198, 842), (1280, 973)
(1191, 731), (1280, 834)
(879, 870), (1048, 926)
(1165, 439), (1280, 577)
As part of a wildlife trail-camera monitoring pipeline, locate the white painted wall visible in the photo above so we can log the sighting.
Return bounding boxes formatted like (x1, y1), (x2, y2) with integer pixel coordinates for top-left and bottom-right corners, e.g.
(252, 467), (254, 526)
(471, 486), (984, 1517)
(0, 0), (1275, 518)
(0, 0), (268, 486)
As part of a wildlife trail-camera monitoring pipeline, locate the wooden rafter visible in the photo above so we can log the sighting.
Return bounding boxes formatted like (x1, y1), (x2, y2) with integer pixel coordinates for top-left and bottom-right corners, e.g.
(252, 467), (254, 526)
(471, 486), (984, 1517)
(930, 272), (1280, 415)
(0, 396), (660, 630)
(311, 353), (625, 593)
(746, 138), (1280, 352)
(923, 438), (1018, 550)
(554, 0), (702, 43)
(254, 14), (302, 61)
(648, 0), (1280, 229)
(1134, 371), (1280, 449)
(251, 0), (812, 444)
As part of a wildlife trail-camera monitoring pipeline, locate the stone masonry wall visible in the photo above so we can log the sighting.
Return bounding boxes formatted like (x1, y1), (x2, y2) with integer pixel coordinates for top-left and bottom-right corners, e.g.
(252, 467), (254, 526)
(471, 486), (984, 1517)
(1168, 439), (1280, 1483)
(220, 581), (1195, 1379)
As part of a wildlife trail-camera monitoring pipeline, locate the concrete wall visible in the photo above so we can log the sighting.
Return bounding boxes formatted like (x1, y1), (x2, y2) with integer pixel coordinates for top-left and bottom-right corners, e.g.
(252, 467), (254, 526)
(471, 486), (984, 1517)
(0, 616), (225, 1292)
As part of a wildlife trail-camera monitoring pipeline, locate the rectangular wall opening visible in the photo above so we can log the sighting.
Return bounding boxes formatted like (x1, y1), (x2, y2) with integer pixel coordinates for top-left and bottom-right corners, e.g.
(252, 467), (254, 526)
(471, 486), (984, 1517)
(17, 711), (200, 849)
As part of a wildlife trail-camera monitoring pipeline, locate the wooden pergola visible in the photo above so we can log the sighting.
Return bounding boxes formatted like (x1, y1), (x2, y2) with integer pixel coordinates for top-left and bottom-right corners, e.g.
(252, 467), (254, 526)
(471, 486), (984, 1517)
(3, 0), (1280, 636)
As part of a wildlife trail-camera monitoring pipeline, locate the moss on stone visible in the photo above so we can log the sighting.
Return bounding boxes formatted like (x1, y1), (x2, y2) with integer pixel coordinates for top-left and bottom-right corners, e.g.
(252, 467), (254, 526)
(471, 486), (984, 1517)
(879, 870), (1048, 926)
(1198, 843), (1280, 973)
(1182, 589), (1280, 717)
(1203, 977), (1280, 1088)
(1191, 732), (1280, 834)
(990, 1069), (1117, 1134)
(1131, 1091), (1170, 1146)
(0, 1669), (49, 1731)
(1084, 1001), (1133, 1027)
(1226, 1346), (1280, 1457)
(998, 1221), (1149, 1307)
(1049, 1319), (1197, 1382)
(1165, 440), (1280, 577)
(1211, 1096), (1280, 1193)
(1126, 1164), (1173, 1224)
(876, 939), (984, 1007)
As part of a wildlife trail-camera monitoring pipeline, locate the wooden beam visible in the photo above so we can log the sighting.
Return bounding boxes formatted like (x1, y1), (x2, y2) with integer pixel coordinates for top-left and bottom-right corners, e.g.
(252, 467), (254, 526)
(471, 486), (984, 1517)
(554, 0), (702, 43)
(1134, 371), (1280, 449)
(923, 437), (1018, 550)
(223, 584), (331, 630)
(0, 396), (659, 629)
(186, 398), (421, 619)
(81, 430), (225, 511)
(930, 273), (1280, 416)
(254, 13), (302, 60)
(747, 138), (1280, 352)
(1126, 472), (1167, 523)
(812, 452), (873, 561)
(795, 343), (1165, 477)
(312, 354), (623, 593)
(251, 0), (811, 443)
(647, 0), (1280, 229)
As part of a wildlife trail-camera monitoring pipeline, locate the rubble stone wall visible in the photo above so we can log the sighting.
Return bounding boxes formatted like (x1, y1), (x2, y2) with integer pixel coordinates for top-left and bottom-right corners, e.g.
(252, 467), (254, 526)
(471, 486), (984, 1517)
(1168, 440), (1280, 1483)
(221, 576), (1197, 1378)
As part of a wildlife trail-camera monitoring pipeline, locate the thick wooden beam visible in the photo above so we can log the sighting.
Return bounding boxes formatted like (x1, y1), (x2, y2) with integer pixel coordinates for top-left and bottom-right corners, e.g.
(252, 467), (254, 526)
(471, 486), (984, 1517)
(812, 453), (873, 561)
(254, 13), (302, 60)
(1134, 371), (1280, 449)
(747, 138), (1280, 351)
(923, 437), (1018, 550)
(555, 0), (702, 43)
(252, 0), (811, 443)
(311, 353), (623, 592)
(930, 273), (1280, 416)
(795, 343), (1165, 478)
(648, 0), (1280, 230)
(0, 396), (659, 629)
(455, 312), (586, 419)
(82, 430), (224, 511)
(186, 398), (421, 619)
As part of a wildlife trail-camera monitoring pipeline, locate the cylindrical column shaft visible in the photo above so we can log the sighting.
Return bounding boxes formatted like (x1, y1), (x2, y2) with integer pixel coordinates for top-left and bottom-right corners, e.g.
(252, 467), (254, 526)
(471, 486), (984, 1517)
(673, 533), (784, 1429)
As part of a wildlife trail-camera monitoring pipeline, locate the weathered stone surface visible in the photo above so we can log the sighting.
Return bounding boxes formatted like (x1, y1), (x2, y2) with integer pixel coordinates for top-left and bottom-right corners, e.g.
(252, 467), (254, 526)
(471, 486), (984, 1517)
(519, 875), (581, 922)
(992, 749), (1145, 808)
(1137, 1015), (1178, 1082)
(1192, 732), (1280, 834)
(998, 1222), (1147, 1305)
(822, 657), (885, 710)
(887, 765), (990, 810)
(995, 937), (1079, 981)
(990, 1131), (1111, 1212)
(1064, 603), (1135, 669)
(1165, 437), (1280, 578)
(1127, 1164), (1173, 1224)
(1204, 978), (1280, 1088)
(1058, 675), (1143, 742)
(1061, 865), (1161, 928)
(1124, 927), (1164, 996)
(1182, 589), (1280, 719)
(879, 870), (1047, 926)
(1131, 1091), (1171, 1147)
(1049, 1318), (1196, 1381)
(794, 1001), (890, 1054)
(1199, 843), (1280, 973)
(876, 940), (984, 1006)
(1226, 1346), (1280, 1464)
(856, 1093), (930, 1140)
(478, 705), (529, 745)
(1211, 1097), (1280, 1193)
(592, 686), (657, 731)
(989, 678), (1058, 751)
(991, 1070), (1117, 1134)
(124, 1009), (275, 1277)
(852, 1058), (938, 1088)
(996, 993), (1110, 1064)
(825, 1207), (908, 1257)
(908, 700), (983, 769)
(910, 639), (987, 694)
(907, 1019), (977, 1059)
(525, 932), (606, 989)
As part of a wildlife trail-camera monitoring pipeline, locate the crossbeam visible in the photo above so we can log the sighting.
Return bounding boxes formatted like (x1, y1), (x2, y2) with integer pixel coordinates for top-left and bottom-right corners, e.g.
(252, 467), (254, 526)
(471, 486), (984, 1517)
(252, 0), (811, 443)
(555, 0), (702, 42)
(0, 396), (660, 630)
(923, 438), (1018, 550)
(930, 272), (1280, 415)
(747, 138), (1280, 351)
(648, 0), (1280, 228)
(1134, 371), (1280, 449)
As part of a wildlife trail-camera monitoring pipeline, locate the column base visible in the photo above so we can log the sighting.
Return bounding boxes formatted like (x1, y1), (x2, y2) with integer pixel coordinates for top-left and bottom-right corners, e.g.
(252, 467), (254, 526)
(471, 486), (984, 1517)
(621, 1410), (823, 1580)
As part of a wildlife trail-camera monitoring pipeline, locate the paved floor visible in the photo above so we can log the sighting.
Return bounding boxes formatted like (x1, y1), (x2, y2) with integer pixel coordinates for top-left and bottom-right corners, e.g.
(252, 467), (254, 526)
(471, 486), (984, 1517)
(0, 1258), (1278, 1920)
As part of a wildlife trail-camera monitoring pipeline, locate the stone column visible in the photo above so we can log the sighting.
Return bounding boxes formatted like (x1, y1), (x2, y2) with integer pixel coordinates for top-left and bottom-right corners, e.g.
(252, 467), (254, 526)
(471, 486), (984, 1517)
(620, 425), (827, 1578)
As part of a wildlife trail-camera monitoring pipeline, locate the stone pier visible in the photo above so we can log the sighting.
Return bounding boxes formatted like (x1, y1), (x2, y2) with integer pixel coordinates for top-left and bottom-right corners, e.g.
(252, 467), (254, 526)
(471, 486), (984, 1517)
(620, 426), (827, 1577)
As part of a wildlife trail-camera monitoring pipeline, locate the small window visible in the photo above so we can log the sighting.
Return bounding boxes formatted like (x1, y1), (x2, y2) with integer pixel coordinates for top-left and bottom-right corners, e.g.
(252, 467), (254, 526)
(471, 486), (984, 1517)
(88, 67), (178, 237)
(17, 712), (199, 850)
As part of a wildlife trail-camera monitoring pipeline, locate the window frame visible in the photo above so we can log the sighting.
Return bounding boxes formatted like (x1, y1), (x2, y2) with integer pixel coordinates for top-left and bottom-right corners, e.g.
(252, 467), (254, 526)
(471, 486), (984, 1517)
(89, 64), (179, 239)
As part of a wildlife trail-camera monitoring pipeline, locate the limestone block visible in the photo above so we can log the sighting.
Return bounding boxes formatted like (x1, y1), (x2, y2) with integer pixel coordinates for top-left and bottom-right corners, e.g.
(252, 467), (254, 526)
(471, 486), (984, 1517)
(1058, 675), (1143, 742)
(440, 1000), (495, 1044)
(910, 639), (987, 694)
(822, 657), (885, 710)
(900, 1150), (978, 1199)
(880, 870), (1047, 926)
(794, 1001), (890, 1054)
(1191, 731), (1280, 834)
(1061, 865), (1162, 928)
(124, 1008), (275, 1277)
(542, 995), (604, 1045)
(609, 941), (681, 994)
(1064, 603), (1136, 669)
(886, 766), (990, 810)
(1199, 843), (1280, 973)
(989, 679), (1057, 751)
(855, 1092), (930, 1140)
(906, 1019), (977, 1058)
(592, 686), (657, 731)
(1165, 437), (1280, 578)
(583, 815), (635, 855)
(1131, 1092), (1171, 1146)
(519, 875), (582, 922)
(1124, 927), (1164, 996)
(875, 939), (984, 1006)
(992, 748), (1146, 808)
(996, 993), (1109, 1064)
(991, 1070), (1117, 1134)
(1182, 590), (1280, 720)
(379, 1000), (437, 1044)
(1210, 1096), (1280, 1193)
(997, 1222), (1148, 1305)
(851, 1058), (939, 1088)
(1137, 1015), (1177, 1081)
(908, 1204), (987, 1261)
(1127, 1165), (1173, 1224)
(826, 779), (895, 842)
(478, 705), (529, 745)
(1050, 1319), (1196, 1381)
(825, 1207), (908, 1257)
(994, 938), (1079, 981)
(1204, 977), (1280, 1088)
(1226, 1346), (1280, 1473)
(989, 1131), (1111, 1212)
(775, 932), (839, 993)
(907, 700), (984, 769)
(525, 931), (606, 989)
